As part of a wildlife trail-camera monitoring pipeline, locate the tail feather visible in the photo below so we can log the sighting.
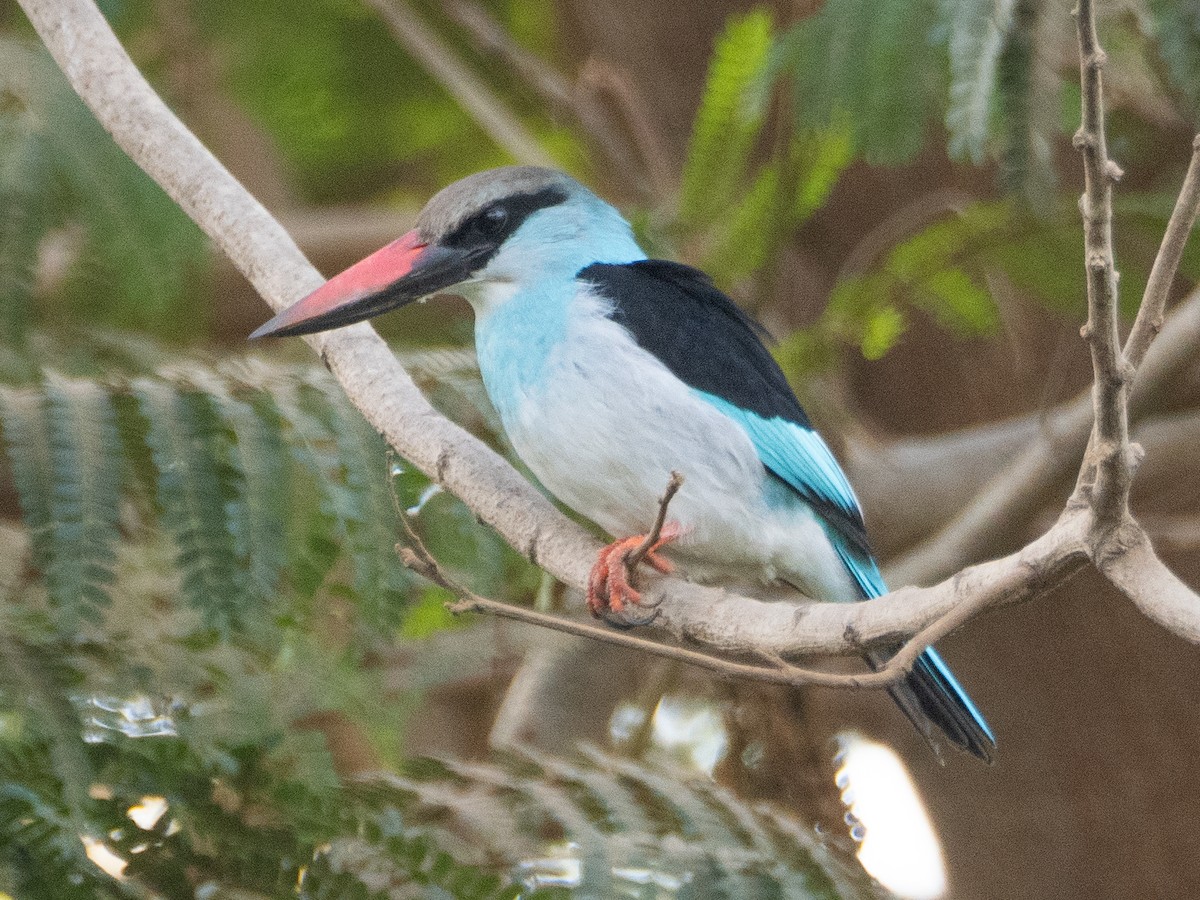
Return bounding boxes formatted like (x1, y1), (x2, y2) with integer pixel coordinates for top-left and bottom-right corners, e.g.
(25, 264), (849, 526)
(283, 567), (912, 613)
(868, 646), (996, 764)
(833, 538), (996, 763)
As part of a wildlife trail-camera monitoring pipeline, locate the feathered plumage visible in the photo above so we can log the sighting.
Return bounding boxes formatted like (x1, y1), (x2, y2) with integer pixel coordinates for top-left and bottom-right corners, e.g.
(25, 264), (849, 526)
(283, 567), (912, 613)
(251, 166), (995, 762)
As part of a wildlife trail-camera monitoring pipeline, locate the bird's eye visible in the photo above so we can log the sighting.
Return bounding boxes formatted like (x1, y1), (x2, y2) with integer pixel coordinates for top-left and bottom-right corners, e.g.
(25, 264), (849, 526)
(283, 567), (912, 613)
(478, 205), (509, 235)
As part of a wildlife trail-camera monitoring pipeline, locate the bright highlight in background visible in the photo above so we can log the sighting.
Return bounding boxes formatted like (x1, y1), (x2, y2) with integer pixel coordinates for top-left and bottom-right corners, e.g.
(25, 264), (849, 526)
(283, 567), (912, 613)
(650, 695), (729, 774)
(835, 733), (947, 900)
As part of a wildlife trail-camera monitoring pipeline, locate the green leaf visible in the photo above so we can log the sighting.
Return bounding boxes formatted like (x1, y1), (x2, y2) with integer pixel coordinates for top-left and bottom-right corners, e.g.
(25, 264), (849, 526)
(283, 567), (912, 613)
(941, 0), (1017, 162)
(134, 380), (247, 632)
(399, 587), (463, 640)
(918, 267), (999, 334)
(679, 10), (774, 226)
(705, 163), (780, 283)
(793, 126), (855, 224)
(860, 305), (908, 359)
(704, 126), (853, 285)
(41, 374), (122, 625)
(773, 0), (944, 165)
(818, 203), (1009, 362)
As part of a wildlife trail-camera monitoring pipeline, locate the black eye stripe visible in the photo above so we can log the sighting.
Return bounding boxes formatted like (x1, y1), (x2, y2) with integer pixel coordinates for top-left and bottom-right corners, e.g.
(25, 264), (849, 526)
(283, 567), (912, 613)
(441, 186), (568, 253)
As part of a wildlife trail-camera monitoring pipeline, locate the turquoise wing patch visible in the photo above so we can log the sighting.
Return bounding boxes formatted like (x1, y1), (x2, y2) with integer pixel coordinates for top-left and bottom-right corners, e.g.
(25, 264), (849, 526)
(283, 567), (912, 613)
(697, 391), (862, 523)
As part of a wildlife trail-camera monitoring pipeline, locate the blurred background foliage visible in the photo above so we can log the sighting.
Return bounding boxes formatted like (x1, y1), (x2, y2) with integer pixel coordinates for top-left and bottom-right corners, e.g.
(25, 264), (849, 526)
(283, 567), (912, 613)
(2, 0), (1200, 896)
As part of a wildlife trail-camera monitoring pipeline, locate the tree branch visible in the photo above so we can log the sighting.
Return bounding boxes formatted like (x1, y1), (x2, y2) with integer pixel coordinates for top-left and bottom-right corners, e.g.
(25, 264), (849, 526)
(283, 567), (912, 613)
(395, 471), (1047, 690)
(1101, 523), (1200, 644)
(364, 0), (555, 168)
(1074, 0), (1131, 524)
(17, 0), (1200, 680)
(441, 0), (655, 198)
(1126, 137), (1200, 370)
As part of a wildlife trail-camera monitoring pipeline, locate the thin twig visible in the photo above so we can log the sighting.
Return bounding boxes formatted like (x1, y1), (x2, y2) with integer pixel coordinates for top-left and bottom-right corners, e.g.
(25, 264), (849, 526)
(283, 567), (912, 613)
(578, 58), (678, 198)
(397, 492), (970, 691)
(393, 461), (1082, 691)
(889, 282), (1200, 586)
(1073, 0), (1132, 524)
(391, 458), (912, 690)
(1125, 136), (1200, 371)
(1103, 523), (1200, 643)
(441, 0), (652, 197)
(625, 470), (684, 572)
(364, 0), (554, 168)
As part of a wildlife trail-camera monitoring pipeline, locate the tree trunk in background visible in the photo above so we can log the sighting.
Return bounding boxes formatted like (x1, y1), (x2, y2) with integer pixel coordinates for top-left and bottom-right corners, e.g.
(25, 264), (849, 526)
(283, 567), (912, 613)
(554, 2), (1200, 897)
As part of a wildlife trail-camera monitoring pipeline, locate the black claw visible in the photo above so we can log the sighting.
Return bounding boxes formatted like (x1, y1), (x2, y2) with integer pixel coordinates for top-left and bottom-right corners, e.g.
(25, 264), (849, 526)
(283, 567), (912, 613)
(601, 605), (660, 629)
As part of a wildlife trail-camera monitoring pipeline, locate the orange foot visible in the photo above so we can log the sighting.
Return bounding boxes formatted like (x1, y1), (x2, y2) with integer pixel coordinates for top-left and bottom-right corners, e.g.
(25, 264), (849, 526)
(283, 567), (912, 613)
(587, 522), (683, 621)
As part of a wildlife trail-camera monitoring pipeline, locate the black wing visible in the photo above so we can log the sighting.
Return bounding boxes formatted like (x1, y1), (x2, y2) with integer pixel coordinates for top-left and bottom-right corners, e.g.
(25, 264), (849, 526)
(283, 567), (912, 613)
(577, 259), (870, 556)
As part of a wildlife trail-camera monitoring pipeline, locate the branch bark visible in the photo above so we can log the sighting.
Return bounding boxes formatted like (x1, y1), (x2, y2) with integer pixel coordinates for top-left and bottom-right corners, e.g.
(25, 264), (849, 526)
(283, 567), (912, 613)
(1125, 137), (1200, 370)
(1073, 0), (1131, 523)
(16, 0), (1200, 678)
(364, 0), (554, 168)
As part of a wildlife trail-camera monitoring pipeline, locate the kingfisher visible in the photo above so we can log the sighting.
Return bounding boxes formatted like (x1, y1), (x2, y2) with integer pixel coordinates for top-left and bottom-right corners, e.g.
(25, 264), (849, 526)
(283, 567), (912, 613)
(251, 166), (995, 762)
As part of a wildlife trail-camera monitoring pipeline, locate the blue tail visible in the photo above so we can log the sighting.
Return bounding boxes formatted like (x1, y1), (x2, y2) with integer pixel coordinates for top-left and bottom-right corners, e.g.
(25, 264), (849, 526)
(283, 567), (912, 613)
(834, 538), (996, 763)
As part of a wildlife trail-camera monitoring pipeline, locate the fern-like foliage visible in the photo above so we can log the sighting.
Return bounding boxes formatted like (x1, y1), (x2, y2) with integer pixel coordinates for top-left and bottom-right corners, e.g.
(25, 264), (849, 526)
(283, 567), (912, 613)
(704, 128), (854, 287)
(0, 352), (534, 636)
(347, 745), (881, 899)
(993, 0), (1058, 210)
(135, 379), (250, 633)
(0, 703), (878, 900)
(0, 745), (125, 900)
(310, 377), (411, 630)
(771, 0), (944, 165)
(679, 10), (774, 227)
(1147, 0), (1200, 123)
(810, 203), (1007, 364)
(215, 387), (291, 602)
(672, 10), (855, 294)
(44, 374), (123, 626)
(0, 39), (208, 341)
(941, 0), (1017, 163)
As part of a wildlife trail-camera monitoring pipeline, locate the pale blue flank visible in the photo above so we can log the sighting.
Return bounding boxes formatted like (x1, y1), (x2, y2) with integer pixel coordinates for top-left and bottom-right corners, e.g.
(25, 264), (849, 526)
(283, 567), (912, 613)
(473, 194), (644, 426)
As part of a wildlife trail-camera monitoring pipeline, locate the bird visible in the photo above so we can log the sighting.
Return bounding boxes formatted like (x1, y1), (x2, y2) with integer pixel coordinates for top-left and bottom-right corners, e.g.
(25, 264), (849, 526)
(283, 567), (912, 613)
(250, 166), (996, 763)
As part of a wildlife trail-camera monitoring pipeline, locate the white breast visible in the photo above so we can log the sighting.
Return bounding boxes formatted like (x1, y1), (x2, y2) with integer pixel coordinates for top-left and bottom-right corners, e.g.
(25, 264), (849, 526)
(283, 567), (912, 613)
(480, 290), (857, 598)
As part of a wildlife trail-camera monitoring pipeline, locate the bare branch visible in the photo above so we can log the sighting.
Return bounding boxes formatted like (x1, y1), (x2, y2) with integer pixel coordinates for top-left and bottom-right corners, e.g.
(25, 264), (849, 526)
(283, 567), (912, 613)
(887, 284), (1200, 586)
(577, 58), (678, 197)
(397, 474), (1021, 691)
(364, 0), (555, 168)
(1101, 523), (1200, 643)
(886, 397), (1093, 586)
(1126, 136), (1200, 370)
(625, 471), (684, 572)
(1073, 0), (1131, 524)
(441, 0), (653, 196)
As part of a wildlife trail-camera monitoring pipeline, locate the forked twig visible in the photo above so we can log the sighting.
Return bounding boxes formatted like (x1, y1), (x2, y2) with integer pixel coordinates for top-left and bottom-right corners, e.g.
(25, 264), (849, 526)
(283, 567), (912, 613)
(625, 470), (684, 573)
